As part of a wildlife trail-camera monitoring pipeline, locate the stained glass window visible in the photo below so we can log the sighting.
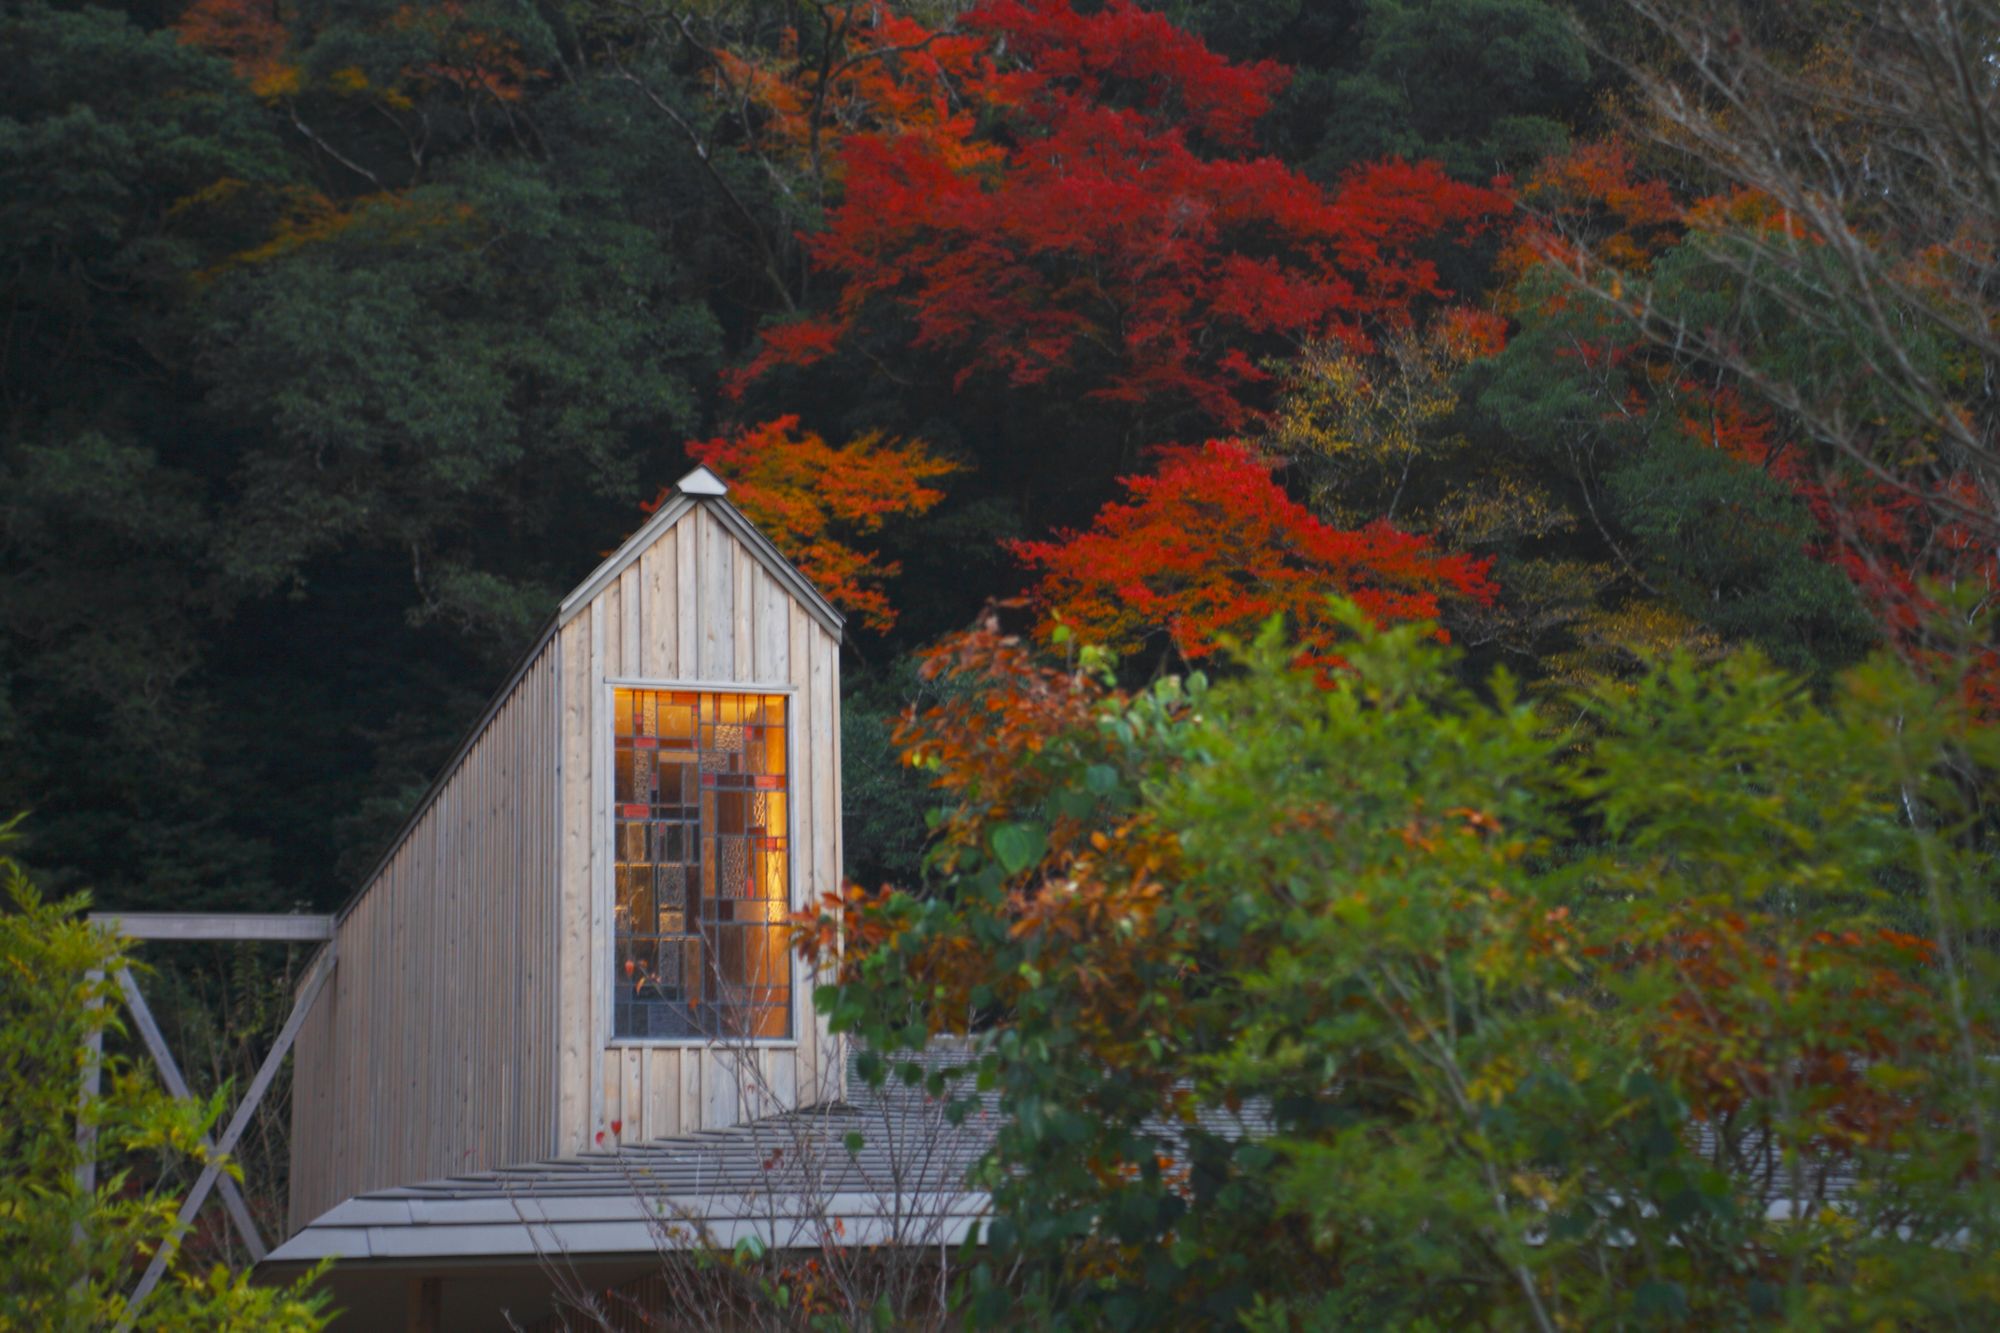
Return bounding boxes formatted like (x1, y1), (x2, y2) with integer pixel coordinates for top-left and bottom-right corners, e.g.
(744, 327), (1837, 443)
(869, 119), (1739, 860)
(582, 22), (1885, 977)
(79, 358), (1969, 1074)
(612, 689), (790, 1040)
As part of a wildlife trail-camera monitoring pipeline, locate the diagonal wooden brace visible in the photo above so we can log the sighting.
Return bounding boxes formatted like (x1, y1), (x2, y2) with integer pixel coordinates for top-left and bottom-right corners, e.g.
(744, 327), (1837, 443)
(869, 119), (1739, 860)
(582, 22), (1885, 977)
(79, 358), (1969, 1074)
(120, 944), (336, 1326)
(115, 968), (269, 1262)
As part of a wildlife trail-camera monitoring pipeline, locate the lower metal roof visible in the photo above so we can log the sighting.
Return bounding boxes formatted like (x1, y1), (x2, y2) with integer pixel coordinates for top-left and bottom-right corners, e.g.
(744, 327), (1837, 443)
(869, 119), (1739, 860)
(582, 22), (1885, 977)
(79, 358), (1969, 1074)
(268, 1079), (998, 1266)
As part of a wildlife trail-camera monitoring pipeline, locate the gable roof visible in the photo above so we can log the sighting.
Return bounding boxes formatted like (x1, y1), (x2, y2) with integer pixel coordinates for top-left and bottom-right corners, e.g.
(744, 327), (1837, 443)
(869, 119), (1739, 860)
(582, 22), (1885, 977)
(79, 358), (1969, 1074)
(333, 467), (842, 924)
(558, 467), (844, 639)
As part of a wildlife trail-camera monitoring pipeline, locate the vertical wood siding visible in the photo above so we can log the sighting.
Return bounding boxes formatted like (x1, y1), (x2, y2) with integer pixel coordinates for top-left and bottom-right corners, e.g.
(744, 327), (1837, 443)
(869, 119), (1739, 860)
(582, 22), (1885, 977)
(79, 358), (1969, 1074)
(286, 496), (840, 1236)
(287, 642), (561, 1233)
(556, 504), (842, 1156)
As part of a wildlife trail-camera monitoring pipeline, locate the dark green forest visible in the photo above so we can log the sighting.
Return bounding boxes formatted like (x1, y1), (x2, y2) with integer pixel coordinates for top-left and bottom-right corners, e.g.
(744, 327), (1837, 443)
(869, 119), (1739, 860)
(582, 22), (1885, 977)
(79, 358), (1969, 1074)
(2, 0), (1623, 913)
(14, 0), (1958, 915)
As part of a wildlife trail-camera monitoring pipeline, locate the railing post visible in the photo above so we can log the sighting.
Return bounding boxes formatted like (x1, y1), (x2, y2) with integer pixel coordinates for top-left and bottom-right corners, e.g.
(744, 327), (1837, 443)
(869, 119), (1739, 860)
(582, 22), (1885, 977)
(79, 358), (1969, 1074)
(75, 966), (103, 1249)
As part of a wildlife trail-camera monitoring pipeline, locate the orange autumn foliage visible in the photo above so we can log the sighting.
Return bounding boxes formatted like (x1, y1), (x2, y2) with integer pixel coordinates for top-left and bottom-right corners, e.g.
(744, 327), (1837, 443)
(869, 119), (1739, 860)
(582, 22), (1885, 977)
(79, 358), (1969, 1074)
(177, 0), (540, 105)
(664, 416), (957, 632)
(895, 613), (1108, 871)
(715, 3), (1008, 176)
(1500, 137), (1682, 285)
(176, 0), (295, 96)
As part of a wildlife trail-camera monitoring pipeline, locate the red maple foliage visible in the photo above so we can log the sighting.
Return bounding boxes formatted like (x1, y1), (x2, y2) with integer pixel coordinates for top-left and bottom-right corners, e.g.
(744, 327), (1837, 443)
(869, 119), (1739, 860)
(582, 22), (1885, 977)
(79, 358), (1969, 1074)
(733, 0), (1511, 428)
(1012, 440), (1495, 667)
(664, 416), (958, 632)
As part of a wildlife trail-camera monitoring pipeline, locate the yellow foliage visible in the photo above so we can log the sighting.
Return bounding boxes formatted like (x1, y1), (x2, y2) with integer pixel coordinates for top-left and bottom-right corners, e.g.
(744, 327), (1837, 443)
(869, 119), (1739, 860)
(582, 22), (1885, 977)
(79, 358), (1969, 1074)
(1265, 311), (1543, 546)
(203, 190), (476, 279)
(1265, 311), (1732, 693)
(250, 63), (303, 99)
(1544, 597), (1728, 687)
(1267, 329), (1466, 524)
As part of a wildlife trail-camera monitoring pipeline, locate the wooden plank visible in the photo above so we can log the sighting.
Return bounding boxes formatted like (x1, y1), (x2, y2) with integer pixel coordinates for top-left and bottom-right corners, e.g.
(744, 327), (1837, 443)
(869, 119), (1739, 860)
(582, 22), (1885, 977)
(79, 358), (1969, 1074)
(762, 1046), (796, 1114)
(733, 542), (753, 682)
(115, 968), (267, 1261)
(623, 1048), (643, 1143)
(676, 510), (699, 676)
(621, 566), (643, 678)
(827, 617), (844, 1104)
(699, 509), (733, 678)
(656, 1044), (681, 1141)
(530, 668), (546, 1147)
(354, 894), (369, 1200)
(641, 541), (674, 679)
(544, 649), (561, 1153)
(87, 913), (335, 943)
(436, 768), (452, 1179)
(588, 601), (610, 1144)
(755, 568), (788, 683)
(456, 717), (473, 1173)
(811, 624), (836, 912)
(604, 573), (624, 684)
(789, 599), (817, 1100)
(527, 663), (543, 1147)
(601, 1051), (621, 1148)
(679, 1038), (702, 1135)
(637, 1046), (655, 1139)
(558, 621), (593, 1155)
(497, 692), (516, 1157)
(814, 622), (839, 1097)
(703, 1049), (734, 1129)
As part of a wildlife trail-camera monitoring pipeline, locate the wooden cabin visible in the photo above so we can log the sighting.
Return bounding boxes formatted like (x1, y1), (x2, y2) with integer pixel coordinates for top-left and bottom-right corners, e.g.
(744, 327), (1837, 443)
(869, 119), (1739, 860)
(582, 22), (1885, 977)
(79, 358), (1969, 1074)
(282, 464), (847, 1248)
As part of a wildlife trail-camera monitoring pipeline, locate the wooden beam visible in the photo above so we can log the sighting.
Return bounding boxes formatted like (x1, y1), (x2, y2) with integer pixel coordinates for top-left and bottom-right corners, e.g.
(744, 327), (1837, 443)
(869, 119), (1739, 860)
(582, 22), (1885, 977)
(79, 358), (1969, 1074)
(120, 945), (336, 1326)
(114, 969), (268, 1262)
(88, 913), (335, 943)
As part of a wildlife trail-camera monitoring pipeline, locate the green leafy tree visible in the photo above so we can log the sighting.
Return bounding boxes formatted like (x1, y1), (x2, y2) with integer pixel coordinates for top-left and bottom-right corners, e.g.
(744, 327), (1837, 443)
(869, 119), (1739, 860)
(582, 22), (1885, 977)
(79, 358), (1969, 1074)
(0, 3), (294, 906)
(4, 1), (740, 911)
(0, 831), (329, 1329)
(805, 607), (1999, 1328)
(1156, 0), (1607, 180)
(1477, 261), (1881, 679)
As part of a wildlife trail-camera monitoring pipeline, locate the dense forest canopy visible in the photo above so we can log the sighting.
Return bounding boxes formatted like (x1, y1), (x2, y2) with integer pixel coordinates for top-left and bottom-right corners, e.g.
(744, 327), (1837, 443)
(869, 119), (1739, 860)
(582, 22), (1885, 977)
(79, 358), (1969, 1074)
(0, 0), (1612, 908)
(17, 0), (1952, 909)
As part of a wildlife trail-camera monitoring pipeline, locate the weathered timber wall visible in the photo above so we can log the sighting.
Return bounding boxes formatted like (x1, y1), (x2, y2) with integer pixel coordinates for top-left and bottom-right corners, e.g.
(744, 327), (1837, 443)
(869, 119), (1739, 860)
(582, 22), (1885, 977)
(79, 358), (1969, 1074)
(288, 641), (561, 1232)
